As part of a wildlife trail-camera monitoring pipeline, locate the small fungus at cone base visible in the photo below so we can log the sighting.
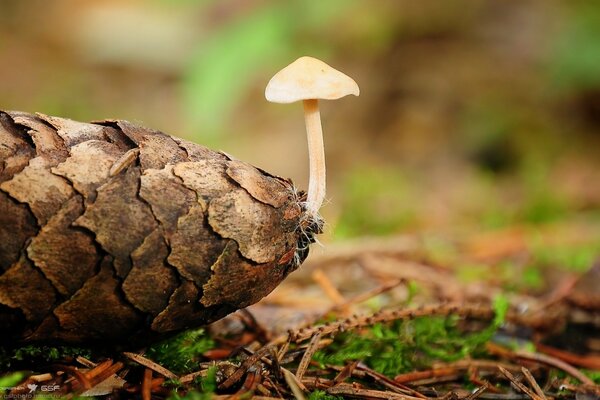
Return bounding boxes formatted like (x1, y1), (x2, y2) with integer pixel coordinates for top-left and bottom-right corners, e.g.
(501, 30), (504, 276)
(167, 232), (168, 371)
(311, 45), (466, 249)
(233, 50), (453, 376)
(265, 56), (360, 217)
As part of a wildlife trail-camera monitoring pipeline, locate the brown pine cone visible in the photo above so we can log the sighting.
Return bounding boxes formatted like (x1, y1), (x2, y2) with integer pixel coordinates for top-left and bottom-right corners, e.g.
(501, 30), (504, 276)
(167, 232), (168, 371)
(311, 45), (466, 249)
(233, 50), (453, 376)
(0, 110), (320, 344)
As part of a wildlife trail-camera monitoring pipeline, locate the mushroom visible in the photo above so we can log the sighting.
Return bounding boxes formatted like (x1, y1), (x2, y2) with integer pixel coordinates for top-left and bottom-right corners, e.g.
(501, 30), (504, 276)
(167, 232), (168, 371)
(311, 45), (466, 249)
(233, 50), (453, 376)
(265, 56), (359, 216)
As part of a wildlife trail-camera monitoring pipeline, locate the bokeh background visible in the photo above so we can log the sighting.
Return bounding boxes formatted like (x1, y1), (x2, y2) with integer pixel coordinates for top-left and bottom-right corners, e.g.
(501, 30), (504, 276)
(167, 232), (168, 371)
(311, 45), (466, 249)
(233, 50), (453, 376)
(1, 0), (599, 261)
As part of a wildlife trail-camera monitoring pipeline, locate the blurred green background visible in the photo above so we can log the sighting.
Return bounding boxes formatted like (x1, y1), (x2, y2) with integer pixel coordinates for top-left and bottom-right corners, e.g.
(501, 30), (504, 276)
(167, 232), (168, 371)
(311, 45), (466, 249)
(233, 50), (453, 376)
(1, 0), (600, 246)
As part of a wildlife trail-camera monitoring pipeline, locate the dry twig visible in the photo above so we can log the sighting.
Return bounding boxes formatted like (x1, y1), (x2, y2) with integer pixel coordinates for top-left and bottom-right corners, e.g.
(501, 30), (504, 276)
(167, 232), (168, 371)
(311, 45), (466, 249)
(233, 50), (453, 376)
(141, 368), (152, 400)
(312, 269), (345, 306)
(520, 367), (547, 400)
(218, 346), (272, 389)
(498, 366), (543, 400)
(296, 332), (323, 380)
(122, 352), (177, 380)
(465, 385), (489, 400)
(487, 343), (594, 385)
(283, 368), (307, 400)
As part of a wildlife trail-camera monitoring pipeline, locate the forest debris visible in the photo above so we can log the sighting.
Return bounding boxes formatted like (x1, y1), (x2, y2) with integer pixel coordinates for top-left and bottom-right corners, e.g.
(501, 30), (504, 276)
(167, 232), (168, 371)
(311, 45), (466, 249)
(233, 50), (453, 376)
(61, 365), (93, 391)
(283, 368), (306, 400)
(79, 374), (127, 397)
(83, 359), (113, 381)
(359, 253), (466, 301)
(312, 269), (346, 306)
(498, 366), (543, 400)
(141, 368), (152, 400)
(329, 278), (406, 312)
(303, 235), (420, 266)
(179, 370), (208, 384)
(522, 351), (594, 385)
(3, 216), (599, 399)
(535, 342), (600, 370)
(109, 148), (139, 176)
(279, 302), (496, 344)
(465, 227), (528, 262)
(76, 356), (97, 368)
(295, 332), (322, 380)
(237, 368), (261, 396)
(394, 360), (526, 384)
(394, 367), (466, 384)
(464, 385), (489, 400)
(122, 352), (177, 380)
(218, 346), (272, 389)
(325, 383), (425, 399)
(532, 275), (580, 312)
(64, 360), (125, 394)
(486, 343), (594, 385)
(357, 363), (428, 398)
(3, 292), (598, 399)
(29, 373), (53, 382)
(332, 360), (359, 385)
(72, 361), (128, 397)
(520, 367), (547, 400)
(568, 262), (600, 310)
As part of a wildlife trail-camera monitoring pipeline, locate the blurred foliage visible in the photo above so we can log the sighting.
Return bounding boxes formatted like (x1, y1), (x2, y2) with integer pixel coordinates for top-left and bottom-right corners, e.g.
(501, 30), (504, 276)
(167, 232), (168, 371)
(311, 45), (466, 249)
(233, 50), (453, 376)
(335, 166), (417, 238)
(183, 3), (293, 137)
(0, 372), (25, 389)
(458, 261), (544, 292)
(584, 370), (600, 384)
(181, 0), (381, 136)
(1, 0), (600, 244)
(531, 238), (600, 272)
(549, 2), (600, 91)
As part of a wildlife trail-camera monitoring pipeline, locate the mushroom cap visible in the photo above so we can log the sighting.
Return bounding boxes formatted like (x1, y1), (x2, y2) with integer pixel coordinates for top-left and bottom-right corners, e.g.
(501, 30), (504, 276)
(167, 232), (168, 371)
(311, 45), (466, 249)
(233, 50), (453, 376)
(265, 56), (360, 104)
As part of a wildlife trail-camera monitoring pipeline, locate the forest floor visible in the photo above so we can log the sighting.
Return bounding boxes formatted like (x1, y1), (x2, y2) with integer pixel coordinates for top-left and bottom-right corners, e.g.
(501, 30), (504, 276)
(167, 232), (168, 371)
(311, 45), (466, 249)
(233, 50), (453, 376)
(1, 218), (599, 399)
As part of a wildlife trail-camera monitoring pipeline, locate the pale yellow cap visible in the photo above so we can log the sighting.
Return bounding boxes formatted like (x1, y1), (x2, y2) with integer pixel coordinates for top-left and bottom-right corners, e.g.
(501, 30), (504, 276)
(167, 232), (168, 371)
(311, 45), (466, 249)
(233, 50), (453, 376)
(265, 56), (360, 104)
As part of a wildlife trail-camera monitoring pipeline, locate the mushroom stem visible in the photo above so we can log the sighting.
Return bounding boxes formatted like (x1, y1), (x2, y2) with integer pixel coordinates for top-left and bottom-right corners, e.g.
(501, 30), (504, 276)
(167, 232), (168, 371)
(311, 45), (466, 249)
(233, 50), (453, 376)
(303, 98), (326, 215)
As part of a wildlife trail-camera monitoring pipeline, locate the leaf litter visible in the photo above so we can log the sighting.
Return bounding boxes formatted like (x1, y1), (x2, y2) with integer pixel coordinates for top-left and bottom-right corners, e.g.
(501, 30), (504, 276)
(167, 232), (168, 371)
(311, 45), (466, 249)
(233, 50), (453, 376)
(1, 227), (599, 399)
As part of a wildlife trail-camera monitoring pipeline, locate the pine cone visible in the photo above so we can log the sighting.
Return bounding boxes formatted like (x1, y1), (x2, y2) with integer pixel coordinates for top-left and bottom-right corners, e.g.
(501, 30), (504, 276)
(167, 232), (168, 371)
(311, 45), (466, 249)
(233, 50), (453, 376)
(0, 110), (320, 344)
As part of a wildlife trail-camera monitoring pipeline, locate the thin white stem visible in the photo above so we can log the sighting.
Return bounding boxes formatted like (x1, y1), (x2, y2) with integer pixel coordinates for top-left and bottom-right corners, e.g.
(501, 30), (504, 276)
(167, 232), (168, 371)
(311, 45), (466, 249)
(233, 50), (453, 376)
(303, 99), (325, 215)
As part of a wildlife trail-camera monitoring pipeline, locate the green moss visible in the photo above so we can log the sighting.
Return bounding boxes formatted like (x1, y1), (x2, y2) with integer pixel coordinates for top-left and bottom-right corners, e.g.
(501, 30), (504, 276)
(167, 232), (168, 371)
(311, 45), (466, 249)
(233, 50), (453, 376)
(198, 366), (217, 394)
(308, 390), (344, 400)
(0, 345), (92, 369)
(314, 297), (508, 377)
(146, 328), (215, 375)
